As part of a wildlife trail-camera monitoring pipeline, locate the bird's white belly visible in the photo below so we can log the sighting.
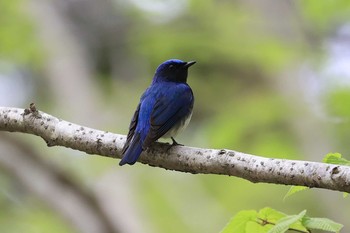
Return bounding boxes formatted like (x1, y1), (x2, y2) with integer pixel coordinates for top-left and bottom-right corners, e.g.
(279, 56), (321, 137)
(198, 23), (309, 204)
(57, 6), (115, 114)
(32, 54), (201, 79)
(162, 112), (192, 138)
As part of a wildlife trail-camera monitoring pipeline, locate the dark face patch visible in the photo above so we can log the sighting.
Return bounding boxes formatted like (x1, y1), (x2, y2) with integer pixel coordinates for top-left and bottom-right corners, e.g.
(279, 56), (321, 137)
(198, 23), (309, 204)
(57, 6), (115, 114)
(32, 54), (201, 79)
(155, 60), (190, 83)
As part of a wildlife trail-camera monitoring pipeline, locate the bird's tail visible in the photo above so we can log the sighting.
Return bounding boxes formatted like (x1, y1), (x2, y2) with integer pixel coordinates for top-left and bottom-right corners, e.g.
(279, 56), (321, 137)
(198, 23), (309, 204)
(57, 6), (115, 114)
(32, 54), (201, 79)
(119, 133), (143, 166)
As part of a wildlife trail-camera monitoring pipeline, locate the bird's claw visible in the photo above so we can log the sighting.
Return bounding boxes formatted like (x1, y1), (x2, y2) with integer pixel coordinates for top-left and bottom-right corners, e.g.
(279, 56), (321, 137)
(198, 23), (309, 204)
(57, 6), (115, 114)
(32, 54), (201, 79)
(171, 137), (183, 146)
(166, 137), (184, 152)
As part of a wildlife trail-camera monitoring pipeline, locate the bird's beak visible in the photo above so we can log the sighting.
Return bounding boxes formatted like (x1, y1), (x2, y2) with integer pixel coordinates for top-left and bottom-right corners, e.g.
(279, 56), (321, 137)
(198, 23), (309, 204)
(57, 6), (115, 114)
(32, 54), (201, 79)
(184, 61), (196, 68)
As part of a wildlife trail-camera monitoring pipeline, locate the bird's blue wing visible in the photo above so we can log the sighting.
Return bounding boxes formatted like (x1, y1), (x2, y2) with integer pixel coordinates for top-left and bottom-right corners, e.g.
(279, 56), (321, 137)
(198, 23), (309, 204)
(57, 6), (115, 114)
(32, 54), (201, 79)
(143, 84), (193, 148)
(120, 103), (143, 165)
(119, 87), (157, 165)
(122, 103), (141, 155)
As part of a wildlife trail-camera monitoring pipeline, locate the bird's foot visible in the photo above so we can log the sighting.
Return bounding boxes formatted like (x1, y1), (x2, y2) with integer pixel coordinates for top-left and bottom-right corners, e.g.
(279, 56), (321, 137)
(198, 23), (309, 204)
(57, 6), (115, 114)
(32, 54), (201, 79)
(166, 137), (184, 152)
(171, 137), (183, 146)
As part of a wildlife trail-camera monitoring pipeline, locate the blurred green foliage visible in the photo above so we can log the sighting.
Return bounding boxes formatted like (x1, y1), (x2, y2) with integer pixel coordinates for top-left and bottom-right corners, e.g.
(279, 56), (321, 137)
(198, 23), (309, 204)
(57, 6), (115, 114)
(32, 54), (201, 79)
(302, 0), (350, 33)
(0, 0), (42, 66)
(326, 88), (350, 118)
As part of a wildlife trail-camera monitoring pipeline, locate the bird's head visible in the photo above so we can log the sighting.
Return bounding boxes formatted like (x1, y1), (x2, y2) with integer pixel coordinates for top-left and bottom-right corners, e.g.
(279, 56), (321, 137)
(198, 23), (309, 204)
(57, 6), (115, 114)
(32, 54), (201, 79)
(153, 59), (196, 83)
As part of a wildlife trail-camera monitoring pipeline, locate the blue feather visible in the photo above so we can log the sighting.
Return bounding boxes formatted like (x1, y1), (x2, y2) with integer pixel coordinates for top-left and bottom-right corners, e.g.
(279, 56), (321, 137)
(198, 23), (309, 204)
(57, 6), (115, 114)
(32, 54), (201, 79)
(119, 133), (143, 165)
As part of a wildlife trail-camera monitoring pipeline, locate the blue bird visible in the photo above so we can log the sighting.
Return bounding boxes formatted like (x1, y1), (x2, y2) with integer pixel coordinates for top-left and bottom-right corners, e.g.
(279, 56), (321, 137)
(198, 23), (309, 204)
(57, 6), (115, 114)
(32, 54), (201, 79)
(119, 59), (196, 166)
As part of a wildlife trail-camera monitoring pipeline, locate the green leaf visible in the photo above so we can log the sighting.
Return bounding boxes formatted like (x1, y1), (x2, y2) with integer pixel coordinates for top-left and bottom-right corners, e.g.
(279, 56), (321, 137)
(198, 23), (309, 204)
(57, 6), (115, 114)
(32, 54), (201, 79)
(343, 192), (348, 198)
(257, 207), (286, 223)
(323, 153), (350, 165)
(220, 210), (257, 233)
(246, 220), (272, 233)
(222, 208), (342, 233)
(283, 186), (309, 201)
(302, 216), (343, 232)
(257, 207), (307, 232)
(268, 210), (307, 233)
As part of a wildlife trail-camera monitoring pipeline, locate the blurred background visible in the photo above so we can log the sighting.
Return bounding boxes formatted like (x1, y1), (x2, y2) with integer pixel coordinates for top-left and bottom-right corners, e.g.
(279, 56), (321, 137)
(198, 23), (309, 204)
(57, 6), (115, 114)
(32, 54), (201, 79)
(1, 0), (350, 232)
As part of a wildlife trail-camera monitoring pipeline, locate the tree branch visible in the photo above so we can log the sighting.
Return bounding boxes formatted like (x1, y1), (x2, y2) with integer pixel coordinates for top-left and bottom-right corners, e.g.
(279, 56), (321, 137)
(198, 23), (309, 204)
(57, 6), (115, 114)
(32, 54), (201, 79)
(1, 106), (349, 193)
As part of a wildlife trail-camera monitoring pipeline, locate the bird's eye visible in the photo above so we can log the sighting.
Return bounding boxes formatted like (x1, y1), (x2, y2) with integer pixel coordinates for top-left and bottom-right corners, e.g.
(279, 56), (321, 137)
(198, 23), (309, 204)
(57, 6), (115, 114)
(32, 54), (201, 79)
(169, 65), (174, 69)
